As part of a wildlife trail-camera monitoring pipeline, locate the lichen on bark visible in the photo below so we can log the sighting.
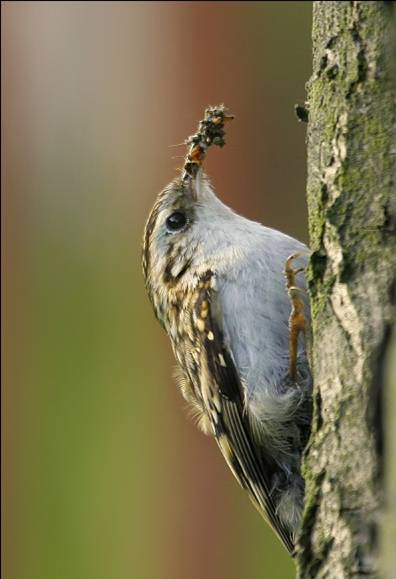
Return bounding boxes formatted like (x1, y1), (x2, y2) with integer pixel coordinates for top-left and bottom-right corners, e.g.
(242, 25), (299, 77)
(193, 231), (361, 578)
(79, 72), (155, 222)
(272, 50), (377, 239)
(296, 2), (396, 578)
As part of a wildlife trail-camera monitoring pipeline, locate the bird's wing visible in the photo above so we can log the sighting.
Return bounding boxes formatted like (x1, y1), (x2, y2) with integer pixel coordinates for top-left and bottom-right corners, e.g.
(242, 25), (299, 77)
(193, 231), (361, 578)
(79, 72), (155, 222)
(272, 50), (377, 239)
(192, 273), (295, 554)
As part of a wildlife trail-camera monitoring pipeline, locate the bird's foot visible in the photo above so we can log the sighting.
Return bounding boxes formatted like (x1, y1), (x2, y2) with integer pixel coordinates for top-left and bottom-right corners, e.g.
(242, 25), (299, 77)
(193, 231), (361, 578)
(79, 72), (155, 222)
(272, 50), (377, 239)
(284, 253), (307, 382)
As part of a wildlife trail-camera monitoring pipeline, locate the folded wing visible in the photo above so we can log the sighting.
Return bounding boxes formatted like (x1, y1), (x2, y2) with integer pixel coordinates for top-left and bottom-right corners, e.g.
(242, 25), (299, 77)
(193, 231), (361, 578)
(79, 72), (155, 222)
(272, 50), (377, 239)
(193, 273), (295, 554)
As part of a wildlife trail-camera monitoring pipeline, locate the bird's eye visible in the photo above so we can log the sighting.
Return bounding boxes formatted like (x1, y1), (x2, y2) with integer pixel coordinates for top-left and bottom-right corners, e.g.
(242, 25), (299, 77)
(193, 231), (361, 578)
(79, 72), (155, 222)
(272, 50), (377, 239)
(166, 211), (187, 232)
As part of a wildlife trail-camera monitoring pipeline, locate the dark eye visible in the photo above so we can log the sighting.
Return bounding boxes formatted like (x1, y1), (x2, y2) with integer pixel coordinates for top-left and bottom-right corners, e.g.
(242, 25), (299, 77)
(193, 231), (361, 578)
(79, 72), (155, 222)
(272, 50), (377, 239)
(166, 211), (187, 232)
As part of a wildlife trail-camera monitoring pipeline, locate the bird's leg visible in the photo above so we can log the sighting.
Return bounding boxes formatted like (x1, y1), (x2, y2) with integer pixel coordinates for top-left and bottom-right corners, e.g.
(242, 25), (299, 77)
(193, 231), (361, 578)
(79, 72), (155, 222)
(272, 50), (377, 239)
(285, 253), (306, 382)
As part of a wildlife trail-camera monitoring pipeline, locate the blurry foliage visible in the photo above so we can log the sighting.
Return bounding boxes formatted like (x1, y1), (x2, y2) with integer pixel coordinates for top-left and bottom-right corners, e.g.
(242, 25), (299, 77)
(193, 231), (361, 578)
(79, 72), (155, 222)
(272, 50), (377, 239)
(3, 2), (311, 578)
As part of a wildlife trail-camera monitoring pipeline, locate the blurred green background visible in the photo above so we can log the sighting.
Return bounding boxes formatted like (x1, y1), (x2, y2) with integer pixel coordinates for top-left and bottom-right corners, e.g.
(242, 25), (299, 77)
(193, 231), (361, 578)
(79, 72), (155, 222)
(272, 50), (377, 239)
(2, 2), (311, 578)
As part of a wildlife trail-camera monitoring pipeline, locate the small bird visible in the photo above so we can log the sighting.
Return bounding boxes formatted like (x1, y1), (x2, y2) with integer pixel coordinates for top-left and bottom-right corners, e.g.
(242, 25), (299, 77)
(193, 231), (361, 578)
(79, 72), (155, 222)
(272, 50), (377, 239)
(142, 106), (312, 555)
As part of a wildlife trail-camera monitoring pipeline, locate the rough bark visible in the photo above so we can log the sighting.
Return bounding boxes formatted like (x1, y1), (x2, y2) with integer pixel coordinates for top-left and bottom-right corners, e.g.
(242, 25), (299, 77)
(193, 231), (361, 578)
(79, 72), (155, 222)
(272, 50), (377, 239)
(296, 2), (396, 578)
(381, 322), (396, 579)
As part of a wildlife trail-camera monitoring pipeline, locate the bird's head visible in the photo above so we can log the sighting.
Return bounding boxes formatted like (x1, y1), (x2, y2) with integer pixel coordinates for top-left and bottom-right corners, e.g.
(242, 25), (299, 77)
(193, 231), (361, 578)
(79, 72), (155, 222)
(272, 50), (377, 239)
(142, 169), (235, 302)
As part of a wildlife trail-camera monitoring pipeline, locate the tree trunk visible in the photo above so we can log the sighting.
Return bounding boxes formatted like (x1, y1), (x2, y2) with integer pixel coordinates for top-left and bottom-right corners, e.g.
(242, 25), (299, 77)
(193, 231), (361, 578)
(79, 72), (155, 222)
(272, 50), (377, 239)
(296, 2), (396, 578)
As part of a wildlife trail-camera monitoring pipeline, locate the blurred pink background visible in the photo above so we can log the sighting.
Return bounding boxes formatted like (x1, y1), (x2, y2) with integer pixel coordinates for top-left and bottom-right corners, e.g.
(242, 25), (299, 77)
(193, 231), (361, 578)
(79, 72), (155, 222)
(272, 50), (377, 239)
(2, 2), (311, 578)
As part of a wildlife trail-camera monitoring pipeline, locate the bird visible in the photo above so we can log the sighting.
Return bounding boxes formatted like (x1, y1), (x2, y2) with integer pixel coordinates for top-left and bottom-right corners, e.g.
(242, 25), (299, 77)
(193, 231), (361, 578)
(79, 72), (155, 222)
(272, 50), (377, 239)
(142, 106), (312, 555)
